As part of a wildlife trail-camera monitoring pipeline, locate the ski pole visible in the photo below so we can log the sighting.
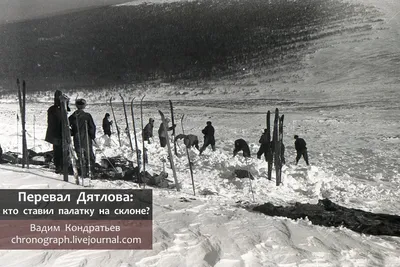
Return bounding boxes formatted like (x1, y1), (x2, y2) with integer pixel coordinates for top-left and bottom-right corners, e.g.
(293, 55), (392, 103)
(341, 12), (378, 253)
(245, 157), (255, 202)
(17, 113), (19, 154)
(130, 98), (141, 178)
(181, 115), (195, 196)
(33, 115), (36, 151)
(85, 121), (93, 179)
(140, 94), (146, 189)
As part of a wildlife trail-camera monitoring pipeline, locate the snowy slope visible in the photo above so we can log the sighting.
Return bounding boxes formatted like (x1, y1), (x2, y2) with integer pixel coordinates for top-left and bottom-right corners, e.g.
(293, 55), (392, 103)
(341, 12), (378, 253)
(0, 163), (400, 267)
(1, 95), (400, 266)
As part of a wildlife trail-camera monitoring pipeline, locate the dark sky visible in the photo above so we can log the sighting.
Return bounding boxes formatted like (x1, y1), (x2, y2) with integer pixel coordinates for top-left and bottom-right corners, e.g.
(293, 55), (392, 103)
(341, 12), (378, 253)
(0, 0), (131, 24)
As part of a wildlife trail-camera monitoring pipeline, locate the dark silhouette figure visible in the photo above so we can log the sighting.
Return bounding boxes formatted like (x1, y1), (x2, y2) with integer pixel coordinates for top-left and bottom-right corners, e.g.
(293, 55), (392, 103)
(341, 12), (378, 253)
(199, 121), (216, 155)
(102, 113), (113, 137)
(175, 134), (200, 150)
(143, 118), (155, 144)
(257, 129), (272, 161)
(233, 139), (251, 158)
(45, 90), (70, 173)
(294, 135), (309, 165)
(69, 99), (96, 176)
(158, 118), (176, 147)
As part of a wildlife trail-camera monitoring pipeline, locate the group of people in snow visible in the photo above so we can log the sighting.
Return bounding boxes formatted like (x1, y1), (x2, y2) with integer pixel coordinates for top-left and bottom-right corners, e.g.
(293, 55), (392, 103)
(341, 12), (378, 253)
(126, 111), (309, 166)
(45, 90), (96, 176)
(43, 90), (309, 176)
(142, 117), (215, 155)
(227, 131), (309, 166)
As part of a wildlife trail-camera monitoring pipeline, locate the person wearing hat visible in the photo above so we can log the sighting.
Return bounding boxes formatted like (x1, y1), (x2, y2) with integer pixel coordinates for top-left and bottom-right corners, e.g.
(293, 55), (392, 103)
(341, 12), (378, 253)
(102, 113), (113, 137)
(45, 90), (71, 173)
(158, 118), (176, 147)
(199, 121), (216, 155)
(143, 118), (155, 144)
(294, 135), (309, 166)
(68, 98), (97, 177)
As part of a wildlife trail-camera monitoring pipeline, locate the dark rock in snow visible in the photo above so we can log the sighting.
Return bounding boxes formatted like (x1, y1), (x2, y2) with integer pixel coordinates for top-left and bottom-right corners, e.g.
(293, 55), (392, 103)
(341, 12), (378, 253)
(234, 169), (254, 180)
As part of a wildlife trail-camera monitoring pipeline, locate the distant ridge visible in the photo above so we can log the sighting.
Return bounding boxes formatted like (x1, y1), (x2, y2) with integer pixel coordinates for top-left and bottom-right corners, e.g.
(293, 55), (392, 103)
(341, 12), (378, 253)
(0, 0), (381, 92)
(0, 0), (130, 25)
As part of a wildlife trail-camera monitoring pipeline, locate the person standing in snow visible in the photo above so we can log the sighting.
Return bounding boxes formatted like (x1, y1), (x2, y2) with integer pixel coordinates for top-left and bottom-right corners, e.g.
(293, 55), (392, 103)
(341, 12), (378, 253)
(199, 121), (216, 155)
(102, 113), (113, 137)
(233, 138), (251, 158)
(69, 99), (96, 177)
(143, 118), (155, 144)
(45, 90), (70, 174)
(257, 129), (272, 161)
(158, 118), (176, 147)
(294, 135), (309, 166)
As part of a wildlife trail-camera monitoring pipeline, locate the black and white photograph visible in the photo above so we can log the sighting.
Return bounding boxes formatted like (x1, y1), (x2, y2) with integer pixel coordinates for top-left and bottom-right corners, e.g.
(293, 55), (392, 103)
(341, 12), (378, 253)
(0, 0), (399, 265)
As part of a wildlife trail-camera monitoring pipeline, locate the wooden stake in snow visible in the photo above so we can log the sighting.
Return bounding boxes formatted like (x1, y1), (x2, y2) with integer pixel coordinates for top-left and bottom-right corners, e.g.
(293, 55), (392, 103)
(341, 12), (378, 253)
(266, 110), (272, 180)
(278, 114), (284, 185)
(16, 113), (19, 155)
(33, 115), (36, 151)
(59, 94), (79, 184)
(140, 95), (146, 189)
(22, 81), (29, 168)
(245, 157), (255, 202)
(273, 108), (281, 186)
(120, 94), (134, 153)
(272, 108), (285, 186)
(109, 97), (121, 147)
(169, 100), (178, 156)
(85, 120), (92, 180)
(130, 98), (143, 186)
(181, 114), (195, 196)
(159, 110), (180, 191)
(17, 79), (29, 168)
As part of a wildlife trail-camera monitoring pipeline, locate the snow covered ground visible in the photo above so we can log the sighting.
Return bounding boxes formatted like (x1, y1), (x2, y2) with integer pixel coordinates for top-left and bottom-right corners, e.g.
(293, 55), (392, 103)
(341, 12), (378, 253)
(0, 94), (399, 266)
(0, 0), (400, 266)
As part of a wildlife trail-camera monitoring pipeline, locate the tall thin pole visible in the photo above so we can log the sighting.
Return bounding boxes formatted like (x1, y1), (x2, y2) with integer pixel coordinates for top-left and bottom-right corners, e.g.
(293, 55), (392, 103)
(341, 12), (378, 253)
(33, 115), (36, 151)
(85, 121), (92, 180)
(140, 95), (146, 189)
(17, 113), (19, 154)
(131, 98), (140, 174)
(181, 115), (195, 196)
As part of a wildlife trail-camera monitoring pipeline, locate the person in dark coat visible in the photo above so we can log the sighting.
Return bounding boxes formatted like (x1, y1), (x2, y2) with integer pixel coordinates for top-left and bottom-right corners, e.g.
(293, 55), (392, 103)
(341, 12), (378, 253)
(257, 129), (272, 161)
(233, 139), (251, 158)
(199, 121), (216, 155)
(102, 113), (113, 137)
(143, 118), (155, 144)
(158, 118), (176, 147)
(174, 134), (200, 150)
(45, 90), (70, 173)
(294, 135), (309, 165)
(69, 99), (96, 177)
